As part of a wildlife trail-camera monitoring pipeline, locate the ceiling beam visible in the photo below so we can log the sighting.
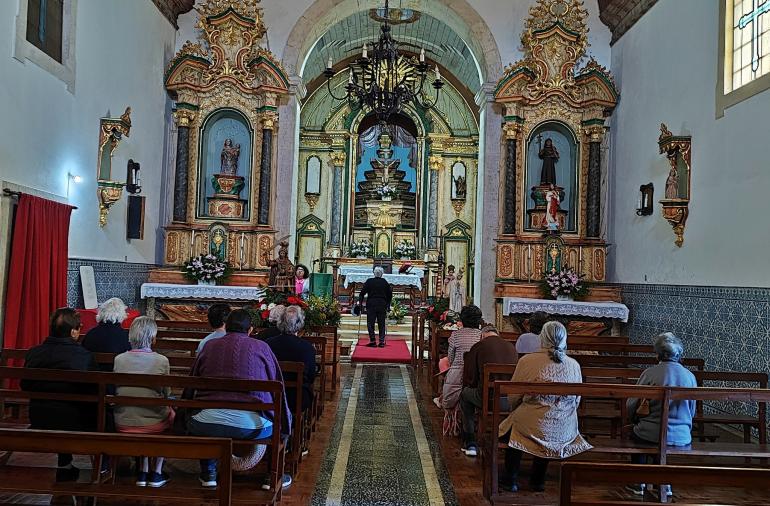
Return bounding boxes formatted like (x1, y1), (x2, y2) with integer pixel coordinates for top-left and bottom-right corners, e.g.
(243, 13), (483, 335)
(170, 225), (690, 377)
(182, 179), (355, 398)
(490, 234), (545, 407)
(598, 0), (658, 45)
(151, 0), (196, 29)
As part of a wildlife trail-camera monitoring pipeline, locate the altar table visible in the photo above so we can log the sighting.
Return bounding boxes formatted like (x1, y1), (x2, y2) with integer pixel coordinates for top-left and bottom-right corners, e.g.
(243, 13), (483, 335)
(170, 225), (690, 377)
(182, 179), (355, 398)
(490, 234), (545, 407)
(338, 265), (425, 279)
(342, 273), (422, 291)
(141, 283), (265, 318)
(502, 297), (629, 335)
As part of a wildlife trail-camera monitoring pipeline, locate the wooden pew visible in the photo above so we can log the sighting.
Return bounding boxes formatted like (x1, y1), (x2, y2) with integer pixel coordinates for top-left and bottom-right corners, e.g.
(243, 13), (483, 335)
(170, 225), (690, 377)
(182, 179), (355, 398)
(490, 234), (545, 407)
(304, 335), (328, 422)
(0, 366), (287, 503)
(0, 428), (233, 504)
(559, 462), (770, 506)
(155, 320), (210, 331)
(278, 360), (305, 477)
(478, 363), (517, 440)
(500, 332), (631, 345)
(485, 382), (667, 502)
(156, 329), (209, 340)
(302, 325), (339, 393)
(694, 371), (768, 444)
(154, 337), (202, 356)
(572, 355), (705, 370)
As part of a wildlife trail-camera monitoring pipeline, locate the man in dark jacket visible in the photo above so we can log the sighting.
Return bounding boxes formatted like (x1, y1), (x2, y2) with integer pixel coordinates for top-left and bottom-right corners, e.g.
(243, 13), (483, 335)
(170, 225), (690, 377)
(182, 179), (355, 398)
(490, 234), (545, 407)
(22, 308), (98, 480)
(359, 266), (392, 347)
(459, 325), (518, 457)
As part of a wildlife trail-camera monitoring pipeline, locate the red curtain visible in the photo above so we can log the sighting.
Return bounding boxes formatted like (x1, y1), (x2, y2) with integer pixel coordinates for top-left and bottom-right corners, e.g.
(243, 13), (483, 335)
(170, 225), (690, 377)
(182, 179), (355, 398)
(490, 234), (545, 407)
(3, 194), (74, 351)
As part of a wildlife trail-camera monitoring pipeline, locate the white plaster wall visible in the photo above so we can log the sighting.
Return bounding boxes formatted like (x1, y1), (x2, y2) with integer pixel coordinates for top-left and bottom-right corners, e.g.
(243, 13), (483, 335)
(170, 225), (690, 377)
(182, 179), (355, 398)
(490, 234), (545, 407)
(607, 0), (770, 287)
(0, 0), (176, 264)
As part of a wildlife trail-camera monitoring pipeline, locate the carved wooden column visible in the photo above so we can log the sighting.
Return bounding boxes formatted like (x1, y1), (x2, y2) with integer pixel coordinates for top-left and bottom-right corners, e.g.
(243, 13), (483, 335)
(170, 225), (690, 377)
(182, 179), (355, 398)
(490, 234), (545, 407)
(585, 125), (604, 238)
(427, 136), (446, 249)
(258, 113), (277, 225)
(172, 109), (195, 223)
(502, 122), (521, 234)
(329, 150), (346, 246)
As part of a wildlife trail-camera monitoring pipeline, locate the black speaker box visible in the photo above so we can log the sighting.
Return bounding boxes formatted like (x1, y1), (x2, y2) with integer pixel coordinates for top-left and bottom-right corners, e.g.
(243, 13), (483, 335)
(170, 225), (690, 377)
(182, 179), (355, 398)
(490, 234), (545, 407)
(127, 195), (145, 240)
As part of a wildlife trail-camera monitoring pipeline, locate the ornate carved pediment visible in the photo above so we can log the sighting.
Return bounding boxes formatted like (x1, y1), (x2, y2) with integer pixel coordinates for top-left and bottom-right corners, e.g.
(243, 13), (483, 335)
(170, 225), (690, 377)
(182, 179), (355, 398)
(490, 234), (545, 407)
(494, 0), (618, 112)
(165, 0), (288, 99)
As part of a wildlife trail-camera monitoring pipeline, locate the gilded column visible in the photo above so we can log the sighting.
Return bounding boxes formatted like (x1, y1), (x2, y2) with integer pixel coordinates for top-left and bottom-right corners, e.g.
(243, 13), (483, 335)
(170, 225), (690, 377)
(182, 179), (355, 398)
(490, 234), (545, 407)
(585, 126), (604, 238)
(329, 151), (346, 246)
(258, 113), (276, 225)
(172, 109), (195, 222)
(427, 147), (444, 249)
(503, 123), (520, 234)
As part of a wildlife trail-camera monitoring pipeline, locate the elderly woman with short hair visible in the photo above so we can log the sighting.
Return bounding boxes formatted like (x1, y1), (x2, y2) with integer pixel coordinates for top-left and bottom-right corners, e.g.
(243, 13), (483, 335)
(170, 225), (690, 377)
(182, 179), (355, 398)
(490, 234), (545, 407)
(82, 298), (131, 366)
(498, 321), (592, 492)
(266, 306), (317, 414)
(626, 332), (696, 496)
(113, 316), (173, 487)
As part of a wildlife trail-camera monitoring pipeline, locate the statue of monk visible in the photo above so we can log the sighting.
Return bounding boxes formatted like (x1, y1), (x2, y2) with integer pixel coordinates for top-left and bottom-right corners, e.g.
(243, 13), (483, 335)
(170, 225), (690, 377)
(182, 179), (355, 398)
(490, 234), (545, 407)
(539, 138), (559, 185)
(269, 240), (295, 292)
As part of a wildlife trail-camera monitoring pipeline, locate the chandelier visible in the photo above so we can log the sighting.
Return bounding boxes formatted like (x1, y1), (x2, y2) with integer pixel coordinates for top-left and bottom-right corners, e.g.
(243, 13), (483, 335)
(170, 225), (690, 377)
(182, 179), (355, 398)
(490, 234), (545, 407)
(323, 0), (444, 125)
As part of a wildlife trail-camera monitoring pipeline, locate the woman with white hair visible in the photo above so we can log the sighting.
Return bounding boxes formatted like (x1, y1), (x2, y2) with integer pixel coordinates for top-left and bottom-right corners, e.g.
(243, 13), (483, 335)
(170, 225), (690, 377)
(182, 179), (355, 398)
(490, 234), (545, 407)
(113, 316), (173, 487)
(625, 332), (696, 496)
(81, 297), (130, 368)
(498, 321), (591, 492)
(358, 266), (392, 347)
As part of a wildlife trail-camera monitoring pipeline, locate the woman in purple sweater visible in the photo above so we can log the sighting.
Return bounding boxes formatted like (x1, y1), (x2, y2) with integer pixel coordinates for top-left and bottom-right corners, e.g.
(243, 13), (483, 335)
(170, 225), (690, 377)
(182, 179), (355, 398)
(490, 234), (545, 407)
(188, 309), (291, 489)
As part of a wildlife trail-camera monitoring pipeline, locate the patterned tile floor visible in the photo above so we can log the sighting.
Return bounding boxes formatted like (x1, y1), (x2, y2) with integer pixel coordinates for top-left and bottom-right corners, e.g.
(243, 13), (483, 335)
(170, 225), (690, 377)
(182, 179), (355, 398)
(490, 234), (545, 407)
(311, 364), (457, 506)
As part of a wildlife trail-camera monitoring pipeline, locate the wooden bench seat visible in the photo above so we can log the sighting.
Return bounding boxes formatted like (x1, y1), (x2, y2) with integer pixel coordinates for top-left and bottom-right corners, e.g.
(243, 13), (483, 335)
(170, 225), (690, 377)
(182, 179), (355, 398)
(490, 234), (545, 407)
(0, 428), (232, 503)
(559, 461), (770, 506)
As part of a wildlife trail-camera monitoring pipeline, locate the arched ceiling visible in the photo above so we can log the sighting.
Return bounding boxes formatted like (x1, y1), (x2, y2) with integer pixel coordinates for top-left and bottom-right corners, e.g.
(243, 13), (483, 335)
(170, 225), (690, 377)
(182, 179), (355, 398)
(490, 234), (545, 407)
(302, 8), (482, 97)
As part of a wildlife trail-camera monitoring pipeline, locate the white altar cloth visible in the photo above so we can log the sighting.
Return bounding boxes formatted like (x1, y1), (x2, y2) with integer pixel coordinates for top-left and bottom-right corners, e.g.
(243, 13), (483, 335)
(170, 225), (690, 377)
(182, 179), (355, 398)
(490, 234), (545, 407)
(339, 264), (425, 278)
(141, 283), (264, 301)
(502, 297), (629, 322)
(342, 273), (422, 290)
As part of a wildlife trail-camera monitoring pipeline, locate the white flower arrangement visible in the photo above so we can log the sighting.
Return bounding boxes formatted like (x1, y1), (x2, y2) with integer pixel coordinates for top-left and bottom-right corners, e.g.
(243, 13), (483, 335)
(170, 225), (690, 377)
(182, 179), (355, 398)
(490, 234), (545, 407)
(349, 239), (373, 258)
(184, 254), (230, 282)
(394, 239), (416, 258)
(375, 184), (398, 199)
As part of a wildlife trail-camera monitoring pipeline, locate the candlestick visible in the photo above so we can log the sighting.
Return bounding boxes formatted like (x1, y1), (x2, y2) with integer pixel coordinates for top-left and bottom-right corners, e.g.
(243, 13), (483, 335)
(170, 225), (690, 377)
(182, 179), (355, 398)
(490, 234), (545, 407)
(239, 232), (245, 270)
(578, 246), (583, 272)
(527, 244), (532, 282)
(362, 44), (368, 59)
(327, 56), (332, 70)
(419, 48), (425, 63)
(435, 64), (441, 80)
(190, 230), (195, 259)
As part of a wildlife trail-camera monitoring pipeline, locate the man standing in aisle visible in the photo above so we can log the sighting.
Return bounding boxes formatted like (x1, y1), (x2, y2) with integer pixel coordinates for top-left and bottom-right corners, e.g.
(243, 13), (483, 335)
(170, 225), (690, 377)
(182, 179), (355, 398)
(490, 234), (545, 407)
(359, 266), (392, 348)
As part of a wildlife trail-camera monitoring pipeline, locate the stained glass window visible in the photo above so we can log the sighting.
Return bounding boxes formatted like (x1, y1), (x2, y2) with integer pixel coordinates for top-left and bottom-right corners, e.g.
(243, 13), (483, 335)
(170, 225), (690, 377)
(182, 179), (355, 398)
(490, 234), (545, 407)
(727, 0), (770, 92)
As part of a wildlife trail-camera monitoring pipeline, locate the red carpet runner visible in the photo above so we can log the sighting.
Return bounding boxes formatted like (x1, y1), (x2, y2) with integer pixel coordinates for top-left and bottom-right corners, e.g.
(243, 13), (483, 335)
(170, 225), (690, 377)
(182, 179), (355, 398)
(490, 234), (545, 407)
(350, 338), (411, 364)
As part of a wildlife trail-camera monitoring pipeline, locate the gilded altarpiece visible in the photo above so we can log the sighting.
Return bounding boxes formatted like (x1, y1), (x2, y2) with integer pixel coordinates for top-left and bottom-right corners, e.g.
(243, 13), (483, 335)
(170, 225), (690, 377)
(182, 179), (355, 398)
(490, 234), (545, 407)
(156, 0), (290, 284)
(493, 0), (619, 305)
(297, 69), (479, 296)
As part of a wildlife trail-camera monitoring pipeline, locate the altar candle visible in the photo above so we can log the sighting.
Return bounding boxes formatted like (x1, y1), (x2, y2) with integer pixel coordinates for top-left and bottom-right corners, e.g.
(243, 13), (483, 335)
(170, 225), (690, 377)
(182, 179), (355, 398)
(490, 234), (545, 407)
(239, 232), (245, 269)
(190, 230), (195, 259)
(578, 246), (583, 270)
(527, 244), (532, 280)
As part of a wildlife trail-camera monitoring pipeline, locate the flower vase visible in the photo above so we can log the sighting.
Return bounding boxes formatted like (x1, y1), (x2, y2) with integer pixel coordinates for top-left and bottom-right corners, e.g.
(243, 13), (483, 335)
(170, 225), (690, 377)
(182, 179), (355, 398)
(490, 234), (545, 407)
(197, 279), (215, 286)
(556, 294), (573, 302)
(382, 195), (392, 202)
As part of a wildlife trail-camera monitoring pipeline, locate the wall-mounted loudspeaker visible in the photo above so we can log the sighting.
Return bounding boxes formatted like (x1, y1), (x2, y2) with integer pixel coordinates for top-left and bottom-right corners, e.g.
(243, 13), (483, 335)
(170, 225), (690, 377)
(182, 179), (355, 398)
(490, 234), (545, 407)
(127, 195), (145, 240)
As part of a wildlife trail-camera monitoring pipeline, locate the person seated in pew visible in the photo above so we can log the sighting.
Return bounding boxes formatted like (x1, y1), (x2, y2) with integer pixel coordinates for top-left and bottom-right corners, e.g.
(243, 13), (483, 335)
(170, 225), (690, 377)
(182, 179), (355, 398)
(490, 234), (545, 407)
(81, 297), (130, 370)
(625, 332), (696, 497)
(459, 325), (517, 457)
(256, 304), (286, 341)
(113, 317), (174, 488)
(188, 309), (292, 490)
(498, 321), (592, 492)
(515, 311), (549, 355)
(196, 303), (231, 354)
(266, 305), (316, 415)
(21, 308), (98, 482)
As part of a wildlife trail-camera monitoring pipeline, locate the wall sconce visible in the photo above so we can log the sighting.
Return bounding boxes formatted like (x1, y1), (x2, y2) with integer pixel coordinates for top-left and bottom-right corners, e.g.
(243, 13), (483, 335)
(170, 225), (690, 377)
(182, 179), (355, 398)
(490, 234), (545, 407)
(69, 173), (83, 184)
(636, 183), (654, 216)
(126, 159), (142, 194)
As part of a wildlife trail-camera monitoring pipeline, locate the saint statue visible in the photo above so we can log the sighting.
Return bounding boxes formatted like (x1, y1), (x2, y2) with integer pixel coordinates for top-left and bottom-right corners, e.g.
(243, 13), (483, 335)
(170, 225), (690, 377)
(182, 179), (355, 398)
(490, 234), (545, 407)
(665, 166), (679, 199)
(442, 265), (456, 297)
(447, 268), (466, 313)
(269, 240), (295, 292)
(210, 229), (226, 261)
(453, 175), (467, 199)
(220, 138), (241, 175)
(542, 184), (561, 230)
(538, 138), (559, 185)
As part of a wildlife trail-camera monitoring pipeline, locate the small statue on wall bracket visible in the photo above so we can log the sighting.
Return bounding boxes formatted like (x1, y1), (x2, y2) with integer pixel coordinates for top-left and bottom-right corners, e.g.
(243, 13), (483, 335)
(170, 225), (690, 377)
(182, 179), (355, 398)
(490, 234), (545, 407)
(664, 165), (679, 199)
(453, 174), (467, 199)
(538, 136), (559, 185)
(220, 138), (241, 175)
(542, 184), (561, 231)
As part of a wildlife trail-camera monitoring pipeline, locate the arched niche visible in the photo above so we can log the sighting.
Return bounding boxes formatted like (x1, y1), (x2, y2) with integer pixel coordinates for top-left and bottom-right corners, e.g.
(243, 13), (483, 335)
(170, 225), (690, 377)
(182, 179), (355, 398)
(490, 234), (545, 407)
(197, 108), (253, 220)
(525, 121), (579, 231)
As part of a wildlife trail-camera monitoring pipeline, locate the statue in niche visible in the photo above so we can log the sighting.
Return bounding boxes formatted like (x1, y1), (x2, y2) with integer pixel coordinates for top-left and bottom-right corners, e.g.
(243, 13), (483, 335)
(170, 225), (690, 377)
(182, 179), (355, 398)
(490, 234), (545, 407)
(210, 228), (227, 261)
(665, 165), (679, 199)
(447, 268), (466, 313)
(542, 184), (561, 231)
(453, 174), (467, 199)
(538, 137), (559, 185)
(442, 265), (456, 297)
(268, 240), (295, 292)
(220, 138), (241, 175)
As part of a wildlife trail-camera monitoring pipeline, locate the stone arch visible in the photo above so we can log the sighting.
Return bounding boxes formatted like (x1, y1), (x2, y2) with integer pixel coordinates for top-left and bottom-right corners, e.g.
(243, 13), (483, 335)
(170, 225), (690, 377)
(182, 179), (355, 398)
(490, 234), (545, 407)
(281, 0), (503, 85)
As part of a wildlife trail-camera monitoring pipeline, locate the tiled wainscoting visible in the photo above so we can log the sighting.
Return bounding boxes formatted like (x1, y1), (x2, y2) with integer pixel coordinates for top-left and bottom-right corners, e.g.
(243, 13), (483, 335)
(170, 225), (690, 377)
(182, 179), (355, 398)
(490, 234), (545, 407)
(67, 259), (156, 310)
(621, 283), (770, 431)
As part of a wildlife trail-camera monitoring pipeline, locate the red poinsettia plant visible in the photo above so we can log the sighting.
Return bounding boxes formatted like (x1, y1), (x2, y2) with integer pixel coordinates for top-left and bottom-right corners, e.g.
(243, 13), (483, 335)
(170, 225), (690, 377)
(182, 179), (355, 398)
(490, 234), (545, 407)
(245, 288), (308, 328)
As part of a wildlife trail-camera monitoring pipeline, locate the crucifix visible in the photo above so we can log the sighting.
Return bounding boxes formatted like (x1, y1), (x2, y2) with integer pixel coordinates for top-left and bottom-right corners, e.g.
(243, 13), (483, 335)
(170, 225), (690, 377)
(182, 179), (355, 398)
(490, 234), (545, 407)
(739, 0), (770, 73)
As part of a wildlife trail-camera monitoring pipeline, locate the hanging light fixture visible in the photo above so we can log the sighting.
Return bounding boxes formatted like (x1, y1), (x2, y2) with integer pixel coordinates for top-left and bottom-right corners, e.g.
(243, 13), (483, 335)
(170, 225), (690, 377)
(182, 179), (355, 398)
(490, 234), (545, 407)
(323, 0), (444, 125)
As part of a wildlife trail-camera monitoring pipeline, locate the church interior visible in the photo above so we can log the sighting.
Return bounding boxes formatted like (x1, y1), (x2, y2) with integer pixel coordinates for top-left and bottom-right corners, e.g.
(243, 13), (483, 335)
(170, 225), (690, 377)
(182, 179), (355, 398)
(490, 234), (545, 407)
(1, 0), (770, 504)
